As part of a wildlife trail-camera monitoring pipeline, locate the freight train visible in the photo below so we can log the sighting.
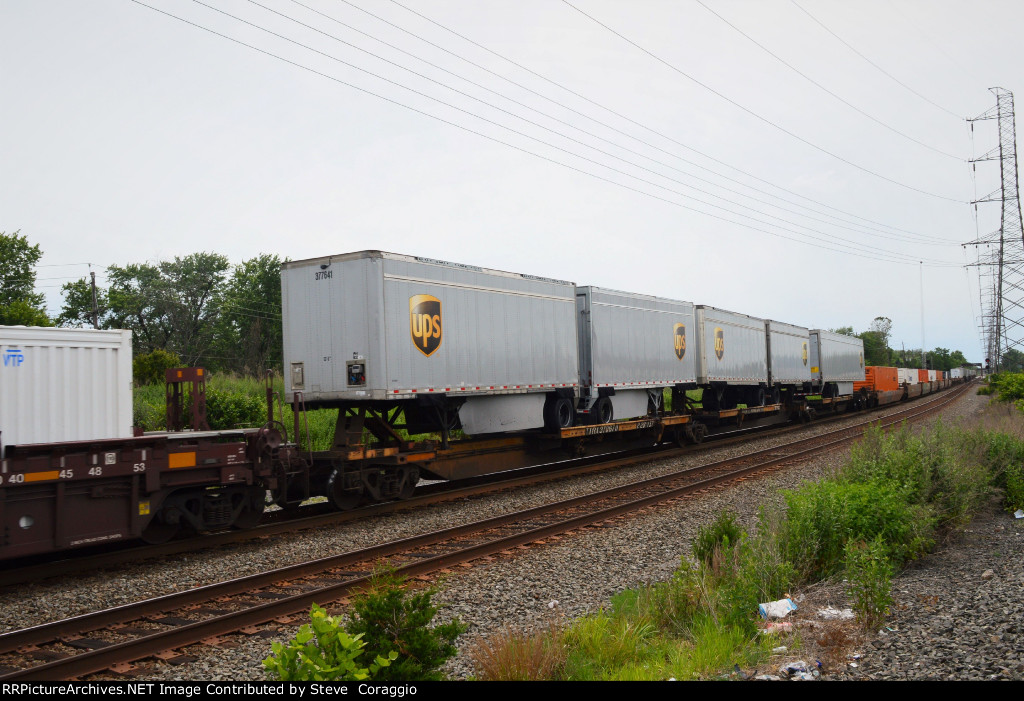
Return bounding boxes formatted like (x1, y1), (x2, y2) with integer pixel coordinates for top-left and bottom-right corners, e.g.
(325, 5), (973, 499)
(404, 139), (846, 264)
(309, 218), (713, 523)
(0, 251), (963, 560)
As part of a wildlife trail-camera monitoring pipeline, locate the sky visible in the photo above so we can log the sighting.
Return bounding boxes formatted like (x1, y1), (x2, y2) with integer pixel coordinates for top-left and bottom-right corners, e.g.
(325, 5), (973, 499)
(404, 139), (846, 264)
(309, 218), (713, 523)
(3, 0), (1022, 363)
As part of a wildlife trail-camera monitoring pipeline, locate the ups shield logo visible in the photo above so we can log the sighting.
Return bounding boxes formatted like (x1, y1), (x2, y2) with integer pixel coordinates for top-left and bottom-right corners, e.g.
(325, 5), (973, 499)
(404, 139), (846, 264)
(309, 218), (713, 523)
(410, 294), (442, 357)
(802, 342), (808, 366)
(674, 324), (687, 360)
(714, 327), (725, 361)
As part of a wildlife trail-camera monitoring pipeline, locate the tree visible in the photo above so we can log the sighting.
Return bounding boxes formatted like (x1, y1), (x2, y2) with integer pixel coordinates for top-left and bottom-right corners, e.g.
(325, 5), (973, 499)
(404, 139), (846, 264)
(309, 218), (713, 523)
(58, 253), (230, 366)
(1001, 349), (1024, 372)
(57, 277), (109, 328)
(830, 326), (855, 336)
(0, 231), (51, 326)
(213, 254), (283, 376)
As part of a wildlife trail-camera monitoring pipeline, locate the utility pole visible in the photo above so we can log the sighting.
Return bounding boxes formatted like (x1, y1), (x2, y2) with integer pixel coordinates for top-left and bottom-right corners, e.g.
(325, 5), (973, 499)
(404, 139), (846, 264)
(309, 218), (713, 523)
(90, 271), (99, 330)
(964, 88), (1024, 372)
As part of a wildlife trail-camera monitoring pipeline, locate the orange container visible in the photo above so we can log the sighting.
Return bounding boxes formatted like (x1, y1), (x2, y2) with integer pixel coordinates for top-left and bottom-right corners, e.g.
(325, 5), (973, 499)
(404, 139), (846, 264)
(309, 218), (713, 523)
(854, 366), (900, 392)
(917, 369), (929, 383)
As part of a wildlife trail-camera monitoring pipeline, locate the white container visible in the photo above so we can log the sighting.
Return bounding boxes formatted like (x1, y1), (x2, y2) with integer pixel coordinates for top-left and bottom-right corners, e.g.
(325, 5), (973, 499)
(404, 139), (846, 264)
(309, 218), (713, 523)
(899, 367), (920, 384)
(809, 330), (865, 389)
(576, 286), (696, 419)
(281, 252), (579, 432)
(694, 306), (768, 385)
(928, 369), (938, 382)
(0, 326), (133, 456)
(765, 320), (811, 386)
(950, 368), (963, 379)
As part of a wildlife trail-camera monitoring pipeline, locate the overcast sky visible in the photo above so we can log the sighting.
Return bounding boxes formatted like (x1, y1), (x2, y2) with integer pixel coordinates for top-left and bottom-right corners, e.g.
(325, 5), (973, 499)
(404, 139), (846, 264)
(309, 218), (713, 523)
(4, 0), (1022, 362)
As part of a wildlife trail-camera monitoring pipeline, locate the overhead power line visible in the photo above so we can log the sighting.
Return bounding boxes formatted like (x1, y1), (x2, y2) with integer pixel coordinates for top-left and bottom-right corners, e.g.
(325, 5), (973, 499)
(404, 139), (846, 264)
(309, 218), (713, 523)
(559, 0), (965, 203)
(789, 0), (965, 121)
(694, 0), (962, 160)
(285, 0), (956, 248)
(381, 0), (953, 241)
(128, 0), (958, 267)
(243, 0), (952, 253)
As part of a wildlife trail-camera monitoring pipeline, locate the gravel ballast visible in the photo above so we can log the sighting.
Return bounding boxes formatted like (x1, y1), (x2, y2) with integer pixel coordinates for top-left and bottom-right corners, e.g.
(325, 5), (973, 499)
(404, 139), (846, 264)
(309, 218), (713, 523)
(3, 387), (1010, 681)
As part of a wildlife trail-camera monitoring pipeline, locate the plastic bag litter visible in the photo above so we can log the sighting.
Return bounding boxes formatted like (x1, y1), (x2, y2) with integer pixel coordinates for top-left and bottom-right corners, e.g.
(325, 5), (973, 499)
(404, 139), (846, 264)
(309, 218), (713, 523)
(1015, 509), (1023, 519)
(817, 606), (855, 620)
(759, 621), (794, 634)
(759, 598), (798, 619)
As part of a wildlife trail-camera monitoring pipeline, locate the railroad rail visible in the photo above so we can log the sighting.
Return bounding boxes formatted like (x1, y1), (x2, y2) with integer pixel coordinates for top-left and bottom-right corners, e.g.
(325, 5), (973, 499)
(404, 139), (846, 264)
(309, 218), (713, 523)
(0, 382), (970, 681)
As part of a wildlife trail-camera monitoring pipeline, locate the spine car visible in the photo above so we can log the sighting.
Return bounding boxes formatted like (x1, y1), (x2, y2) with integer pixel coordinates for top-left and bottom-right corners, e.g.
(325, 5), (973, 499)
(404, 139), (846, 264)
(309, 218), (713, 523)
(3, 250), (958, 560)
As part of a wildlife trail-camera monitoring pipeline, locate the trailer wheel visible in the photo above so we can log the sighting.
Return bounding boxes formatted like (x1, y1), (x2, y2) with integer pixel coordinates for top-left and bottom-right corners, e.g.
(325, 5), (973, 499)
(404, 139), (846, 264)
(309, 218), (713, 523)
(771, 387), (781, 405)
(545, 396), (575, 429)
(590, 397), (613, 425)
(749, 386), (766, 407)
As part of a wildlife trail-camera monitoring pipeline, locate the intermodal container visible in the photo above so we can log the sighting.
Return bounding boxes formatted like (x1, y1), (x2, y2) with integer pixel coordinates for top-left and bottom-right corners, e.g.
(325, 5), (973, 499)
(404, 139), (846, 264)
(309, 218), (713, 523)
(854, 366), (899, 392)
(694, 306), (768, 385)
(765, 320), (811, 386)
(281, 251), (579, 405)
(898, 368), (919, 384)
(917, 369), (929, 383)
(808, 330), (865, 385)
(0, 326), (133, 457)
(576, 286), (696, 413)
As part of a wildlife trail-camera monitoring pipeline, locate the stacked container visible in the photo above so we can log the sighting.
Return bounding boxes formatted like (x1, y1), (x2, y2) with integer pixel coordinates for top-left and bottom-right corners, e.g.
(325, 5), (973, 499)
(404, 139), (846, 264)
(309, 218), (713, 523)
(898, 368), (919, 385)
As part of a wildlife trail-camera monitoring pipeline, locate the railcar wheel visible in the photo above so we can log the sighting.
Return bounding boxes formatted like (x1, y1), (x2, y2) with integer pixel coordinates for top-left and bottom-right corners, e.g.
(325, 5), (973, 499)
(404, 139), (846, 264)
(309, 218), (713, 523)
(326, 467), (364, 510)
(232, 487), (267, 529)
(141, 515), (179, 545)
(397, 467), (419, 500)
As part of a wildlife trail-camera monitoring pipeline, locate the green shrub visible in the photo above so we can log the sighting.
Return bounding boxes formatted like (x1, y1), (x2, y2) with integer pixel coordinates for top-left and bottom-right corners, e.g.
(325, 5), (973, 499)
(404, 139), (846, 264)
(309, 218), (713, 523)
(346, 566), (466, 681)
(205, 386), (268, 429)
(264, 604), (396, 681)
(782, 479), (932, 581)
(691, 511), (742, 567)
(844, 538), (894, 630)
(133, 349), (181, 386)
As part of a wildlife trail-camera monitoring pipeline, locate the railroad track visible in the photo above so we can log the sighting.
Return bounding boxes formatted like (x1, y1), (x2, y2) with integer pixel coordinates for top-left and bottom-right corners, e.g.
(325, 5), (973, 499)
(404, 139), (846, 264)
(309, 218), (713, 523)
(0, 382), (970, 681)
(0, 386), (956, 586)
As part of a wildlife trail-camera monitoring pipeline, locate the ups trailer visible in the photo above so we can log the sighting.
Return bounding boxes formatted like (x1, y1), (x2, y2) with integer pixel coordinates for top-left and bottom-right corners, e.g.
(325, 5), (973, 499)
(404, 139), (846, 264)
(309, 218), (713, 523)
(765, 319), (811, 403)
(694, 306), (769, 410)
(281, 251), (580, 436)
(808, 330), (865, 397)
(575, 286), (696, 423)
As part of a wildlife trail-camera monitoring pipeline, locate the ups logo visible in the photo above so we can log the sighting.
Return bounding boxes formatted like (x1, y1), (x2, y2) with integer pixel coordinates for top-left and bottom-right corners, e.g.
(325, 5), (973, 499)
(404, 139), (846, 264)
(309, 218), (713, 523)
(802, 341), (808, 366)
(714, 327), (725, 360)
(674, 324), (687, 360)
(410, 294), (442, 357)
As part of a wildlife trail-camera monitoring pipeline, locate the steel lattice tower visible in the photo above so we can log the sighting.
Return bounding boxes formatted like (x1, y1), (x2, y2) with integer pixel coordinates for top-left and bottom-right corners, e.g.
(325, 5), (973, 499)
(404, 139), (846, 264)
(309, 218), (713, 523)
(965, 88), (1024, 371)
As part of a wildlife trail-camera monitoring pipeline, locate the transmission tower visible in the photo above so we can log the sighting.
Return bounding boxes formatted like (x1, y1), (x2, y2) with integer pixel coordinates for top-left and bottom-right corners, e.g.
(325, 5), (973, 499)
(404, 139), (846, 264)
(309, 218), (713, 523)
(964, 87), (1024, 371)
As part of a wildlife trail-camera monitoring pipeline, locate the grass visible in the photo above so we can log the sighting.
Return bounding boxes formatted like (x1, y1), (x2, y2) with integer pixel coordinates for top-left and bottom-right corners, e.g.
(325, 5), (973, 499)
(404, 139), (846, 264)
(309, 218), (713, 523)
(473, 415), (1020, 680)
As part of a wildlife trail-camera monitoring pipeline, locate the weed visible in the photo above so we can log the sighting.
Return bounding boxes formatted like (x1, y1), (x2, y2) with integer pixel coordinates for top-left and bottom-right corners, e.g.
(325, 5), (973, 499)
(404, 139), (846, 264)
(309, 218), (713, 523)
(844, 537), (894, 630)
(471, 621), (565, 681)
